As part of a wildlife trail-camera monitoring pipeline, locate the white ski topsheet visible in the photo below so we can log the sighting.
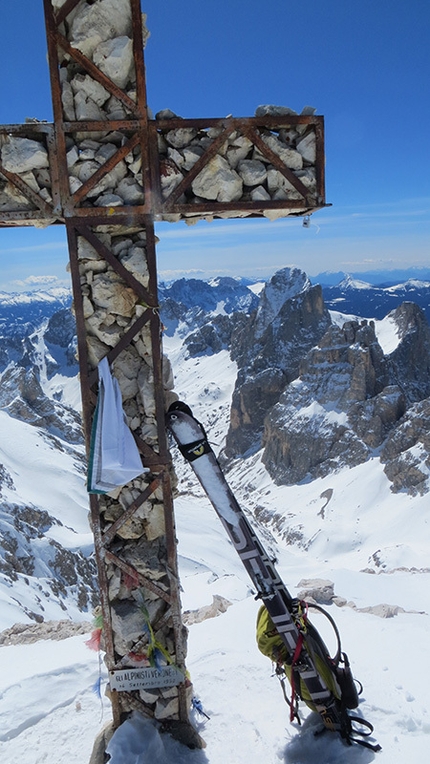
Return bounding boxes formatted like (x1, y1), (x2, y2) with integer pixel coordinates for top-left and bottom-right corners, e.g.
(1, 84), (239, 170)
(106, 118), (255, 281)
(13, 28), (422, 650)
(168, 413), (240, 528)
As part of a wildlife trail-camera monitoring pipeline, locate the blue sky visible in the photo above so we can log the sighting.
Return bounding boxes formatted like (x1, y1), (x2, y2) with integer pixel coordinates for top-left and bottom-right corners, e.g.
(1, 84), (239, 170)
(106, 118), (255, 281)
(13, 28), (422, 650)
(0, 0), (429, 290)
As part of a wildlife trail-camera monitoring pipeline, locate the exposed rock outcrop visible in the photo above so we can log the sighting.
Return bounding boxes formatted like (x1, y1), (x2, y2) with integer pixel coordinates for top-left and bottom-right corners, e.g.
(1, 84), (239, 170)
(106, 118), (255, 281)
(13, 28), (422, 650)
(261, 306), (430, 491)
(387, 302), (430, 404)
(225, 267), (331, 457)
(0, 500), (98, 614)
(0, 364), (83, 443)
(381, 399), (430, 495)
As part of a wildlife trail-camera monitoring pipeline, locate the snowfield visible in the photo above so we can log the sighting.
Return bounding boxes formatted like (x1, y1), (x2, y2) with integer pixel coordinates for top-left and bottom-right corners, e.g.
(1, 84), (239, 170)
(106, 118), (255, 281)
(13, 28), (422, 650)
(1, 321), (430, 763)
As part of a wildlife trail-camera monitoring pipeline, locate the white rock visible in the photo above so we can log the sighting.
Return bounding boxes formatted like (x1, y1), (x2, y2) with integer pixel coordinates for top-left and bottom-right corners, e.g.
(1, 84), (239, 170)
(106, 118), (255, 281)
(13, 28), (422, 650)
(116, 177), (144, 204)
(83, 296), (95, 319)
(251, 185), (270, 201)
(267, 168), (303, 199)
(87, 335), (110, 367)
(94, 193), (123, 206)
(69, 176), (83, 194)
(191, 155), (243, 202)
(70, 159), (99, 182)
(61, 81), (76, 121)
(155, 109), (179, 119)
(120, 246), (149, 286)
(296, 132), (316, 163)
(66, 146), (79, 168)
(272, 188), (288, 200)
(69, 0), (132, 59)
(80, 138), (101, 151)
(95, 143), (118, 164)
(38, 188), (52, 203)
(74, 92), (106, 121)
(225, 135), (252, 168)
(162, 355), (175, 391)
(237, 159), (267, 186)
(263, 209), (295, 221)
(278, 128), (298, 144)
(255, 104), (298, 116)
(154, 696), (179, 721)
(20, 172), (40, 193)
(91, 271), (137, 316)
(167, 147), (185, 168)
(93, 36), (134, 89)
(111, 603), (148, 655)
(86, 313), (122, 347)
(79, 159), (128, 198)
(295, 168), (317, 191)
(113, 346), (141, 383)
(77, 233), (111, 260)
(71, 74), (110, 107)
(1, 137), (49, 173)
(105, 95), (127, 120)
(182, 146), (204, 171)
(144, 503), (166, 541)
(128, 156), (142, 174)
(34, 168), (51, 188)
(78, 149), (95, 161)
(165, 128), (198, 149)
(141, 13), (150, 49)
(138, 366), (156, 417)
(160, 160), (184, 199)
(111, 238), (133, 256)
(256, 134), (303, 169)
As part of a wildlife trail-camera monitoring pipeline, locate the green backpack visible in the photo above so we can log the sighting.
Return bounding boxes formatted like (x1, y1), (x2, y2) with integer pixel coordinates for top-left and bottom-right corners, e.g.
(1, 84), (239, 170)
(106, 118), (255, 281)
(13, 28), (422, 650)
(256, 603), (359, 719)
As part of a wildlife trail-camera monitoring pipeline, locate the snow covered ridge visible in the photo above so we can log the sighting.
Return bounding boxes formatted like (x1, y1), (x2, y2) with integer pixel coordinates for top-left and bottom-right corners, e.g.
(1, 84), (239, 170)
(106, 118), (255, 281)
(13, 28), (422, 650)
(322, 275), (430, 323)
(0, 410), (97, 629)
(0, 287), (71, 307)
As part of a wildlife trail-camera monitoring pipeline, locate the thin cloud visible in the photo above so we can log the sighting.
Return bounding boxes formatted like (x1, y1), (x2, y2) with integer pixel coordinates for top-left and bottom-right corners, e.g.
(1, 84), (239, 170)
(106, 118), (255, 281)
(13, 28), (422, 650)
(12, 275), (61, 287)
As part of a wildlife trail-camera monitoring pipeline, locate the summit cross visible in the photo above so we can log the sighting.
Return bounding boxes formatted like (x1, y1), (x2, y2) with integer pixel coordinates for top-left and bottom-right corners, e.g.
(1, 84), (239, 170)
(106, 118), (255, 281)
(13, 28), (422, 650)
(0, 0), (327, 742)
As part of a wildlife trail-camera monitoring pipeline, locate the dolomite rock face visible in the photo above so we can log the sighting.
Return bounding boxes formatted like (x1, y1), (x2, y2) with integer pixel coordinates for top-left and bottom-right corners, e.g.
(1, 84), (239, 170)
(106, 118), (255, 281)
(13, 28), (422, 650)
(261, 306), (430, 488)
(225, 267), (331, 457)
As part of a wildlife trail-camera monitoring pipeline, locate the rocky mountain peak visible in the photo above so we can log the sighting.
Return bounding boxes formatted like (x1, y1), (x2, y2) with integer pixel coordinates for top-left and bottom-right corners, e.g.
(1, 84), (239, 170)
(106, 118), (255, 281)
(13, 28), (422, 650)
(253, 266), (311, 339)
(387, 302), (430, 404)
(225, 268), (331, 457)
(0, 363), (83, 444)
(261, 304), (430, 490)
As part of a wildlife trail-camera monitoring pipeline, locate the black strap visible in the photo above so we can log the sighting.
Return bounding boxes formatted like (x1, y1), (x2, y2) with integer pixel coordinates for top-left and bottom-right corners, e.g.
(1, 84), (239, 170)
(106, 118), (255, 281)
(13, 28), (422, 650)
(178, 437), (211, 462)
(347, 715), (382, 752)
(315, 713), (381, 752)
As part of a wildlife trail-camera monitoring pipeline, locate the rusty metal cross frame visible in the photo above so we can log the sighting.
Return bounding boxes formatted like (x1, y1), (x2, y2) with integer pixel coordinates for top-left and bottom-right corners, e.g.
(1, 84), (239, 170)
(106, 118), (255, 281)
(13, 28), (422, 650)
(0, 0), (327, 736)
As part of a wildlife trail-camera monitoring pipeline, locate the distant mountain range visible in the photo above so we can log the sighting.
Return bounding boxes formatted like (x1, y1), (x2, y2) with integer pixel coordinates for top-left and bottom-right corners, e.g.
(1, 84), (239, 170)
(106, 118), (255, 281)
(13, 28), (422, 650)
(1, 271), (429, 373)
(311, 267), (430, 286)
(321, 276), (430, 322)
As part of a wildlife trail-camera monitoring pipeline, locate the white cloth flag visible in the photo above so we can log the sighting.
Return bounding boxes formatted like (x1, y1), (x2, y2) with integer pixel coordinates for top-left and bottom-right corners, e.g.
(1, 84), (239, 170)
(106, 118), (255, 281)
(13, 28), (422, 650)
(88, 357), (146, 493)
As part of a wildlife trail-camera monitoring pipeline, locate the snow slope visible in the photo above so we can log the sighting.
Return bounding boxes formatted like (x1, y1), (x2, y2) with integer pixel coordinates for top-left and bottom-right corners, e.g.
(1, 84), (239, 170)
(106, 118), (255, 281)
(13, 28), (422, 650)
(1, 324), (430, 763)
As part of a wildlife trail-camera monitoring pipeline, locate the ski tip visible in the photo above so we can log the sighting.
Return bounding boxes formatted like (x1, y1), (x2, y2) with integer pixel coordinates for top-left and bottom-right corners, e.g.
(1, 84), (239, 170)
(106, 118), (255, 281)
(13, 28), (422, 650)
(168, 401), (193, 417)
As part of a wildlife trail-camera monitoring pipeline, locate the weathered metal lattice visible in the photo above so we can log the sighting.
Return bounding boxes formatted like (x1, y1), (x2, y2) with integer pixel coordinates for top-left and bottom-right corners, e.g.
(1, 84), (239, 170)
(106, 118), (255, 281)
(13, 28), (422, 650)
(0, 0), (327, 740)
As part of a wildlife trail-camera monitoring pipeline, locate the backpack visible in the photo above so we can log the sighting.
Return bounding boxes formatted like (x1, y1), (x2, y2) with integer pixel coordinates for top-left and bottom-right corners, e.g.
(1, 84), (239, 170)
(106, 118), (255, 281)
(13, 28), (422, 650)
(256, 603), (380, 750)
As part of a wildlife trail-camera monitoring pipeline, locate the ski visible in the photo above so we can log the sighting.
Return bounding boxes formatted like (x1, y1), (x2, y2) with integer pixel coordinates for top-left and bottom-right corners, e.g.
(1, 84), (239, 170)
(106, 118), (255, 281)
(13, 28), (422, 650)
(166, 401), (380, 751)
